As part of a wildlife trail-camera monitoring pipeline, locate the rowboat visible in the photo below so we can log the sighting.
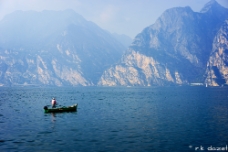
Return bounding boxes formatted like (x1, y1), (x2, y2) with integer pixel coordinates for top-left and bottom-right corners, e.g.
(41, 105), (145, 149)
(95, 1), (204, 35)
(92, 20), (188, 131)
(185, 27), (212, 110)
(43, 104), (78, 113)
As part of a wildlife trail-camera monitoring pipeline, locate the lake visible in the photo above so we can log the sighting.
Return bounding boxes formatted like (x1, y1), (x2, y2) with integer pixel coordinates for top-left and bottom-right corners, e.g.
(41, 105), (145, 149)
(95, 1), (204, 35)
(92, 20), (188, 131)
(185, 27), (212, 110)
(0, 86), (227, 152)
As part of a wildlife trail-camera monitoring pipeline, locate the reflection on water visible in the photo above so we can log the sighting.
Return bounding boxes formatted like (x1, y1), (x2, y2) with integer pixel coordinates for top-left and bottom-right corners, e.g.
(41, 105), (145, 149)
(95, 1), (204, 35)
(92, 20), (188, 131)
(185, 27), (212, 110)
(51, 113), (56, 122)
(0, 87), (227, 151)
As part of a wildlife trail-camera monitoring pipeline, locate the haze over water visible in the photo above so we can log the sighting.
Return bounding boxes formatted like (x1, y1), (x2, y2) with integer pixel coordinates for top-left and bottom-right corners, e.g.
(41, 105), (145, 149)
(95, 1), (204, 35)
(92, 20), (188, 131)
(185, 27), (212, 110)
(0, 87), (227, 151)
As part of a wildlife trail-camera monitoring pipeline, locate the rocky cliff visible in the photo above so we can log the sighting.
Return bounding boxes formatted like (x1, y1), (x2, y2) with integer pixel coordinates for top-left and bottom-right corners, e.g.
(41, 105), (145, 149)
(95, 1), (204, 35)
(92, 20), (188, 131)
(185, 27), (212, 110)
(98, 0), (228, 86)
(0, 10), (126, 86)
(205, 20), (228, 86)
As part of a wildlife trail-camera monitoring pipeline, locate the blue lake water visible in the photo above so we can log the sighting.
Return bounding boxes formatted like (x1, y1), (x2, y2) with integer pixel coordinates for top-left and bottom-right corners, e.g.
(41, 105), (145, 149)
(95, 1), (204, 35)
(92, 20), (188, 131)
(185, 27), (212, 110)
(0, 86), (227, 152)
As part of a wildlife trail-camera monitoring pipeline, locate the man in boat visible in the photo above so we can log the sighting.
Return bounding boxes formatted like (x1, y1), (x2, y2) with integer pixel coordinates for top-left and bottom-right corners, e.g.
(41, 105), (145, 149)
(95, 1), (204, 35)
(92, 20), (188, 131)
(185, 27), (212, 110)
(51, 98), (57, 108)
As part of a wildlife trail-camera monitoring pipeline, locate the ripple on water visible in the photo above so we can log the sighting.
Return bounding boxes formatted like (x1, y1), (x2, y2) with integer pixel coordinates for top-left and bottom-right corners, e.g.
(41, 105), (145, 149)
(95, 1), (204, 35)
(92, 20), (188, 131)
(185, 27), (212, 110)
(12, 141), (24, 144)
(26, 140), (35, 143)
(38, 131), (53, 135)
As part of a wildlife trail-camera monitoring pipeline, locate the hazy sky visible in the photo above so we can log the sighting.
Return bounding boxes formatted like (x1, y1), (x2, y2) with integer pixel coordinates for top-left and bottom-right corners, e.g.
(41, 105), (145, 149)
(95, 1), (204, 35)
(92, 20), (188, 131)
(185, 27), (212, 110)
(0, 0), (228, 38)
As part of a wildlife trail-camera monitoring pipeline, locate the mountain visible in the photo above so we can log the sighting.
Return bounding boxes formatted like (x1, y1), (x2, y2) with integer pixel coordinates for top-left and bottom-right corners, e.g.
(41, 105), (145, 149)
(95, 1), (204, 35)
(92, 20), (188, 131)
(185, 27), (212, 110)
(1, 1), (227, 87)
(98, 0), (228, 86)
(0, 10), (126, 86)
(205, 19), (228, 86)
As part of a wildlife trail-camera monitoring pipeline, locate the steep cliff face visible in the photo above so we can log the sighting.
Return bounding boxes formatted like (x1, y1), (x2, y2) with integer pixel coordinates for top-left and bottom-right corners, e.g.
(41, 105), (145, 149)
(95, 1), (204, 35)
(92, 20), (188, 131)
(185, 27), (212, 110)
(205, 20), (228, 86)
(0, 10), (126, 86)
(98, 50), (185, 86)
(0, 49), (89, 86)
(98, 0), (228, 86)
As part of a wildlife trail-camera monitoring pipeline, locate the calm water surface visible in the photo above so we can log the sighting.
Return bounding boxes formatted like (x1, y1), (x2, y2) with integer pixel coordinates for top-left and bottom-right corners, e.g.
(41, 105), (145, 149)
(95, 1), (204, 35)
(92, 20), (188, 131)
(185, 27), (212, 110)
(0, 87), (227, 152)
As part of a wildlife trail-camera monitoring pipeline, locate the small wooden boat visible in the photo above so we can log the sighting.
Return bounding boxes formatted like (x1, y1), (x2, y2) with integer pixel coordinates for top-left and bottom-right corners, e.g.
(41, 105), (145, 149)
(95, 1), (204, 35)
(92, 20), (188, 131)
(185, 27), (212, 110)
(43, 104), (78, 113)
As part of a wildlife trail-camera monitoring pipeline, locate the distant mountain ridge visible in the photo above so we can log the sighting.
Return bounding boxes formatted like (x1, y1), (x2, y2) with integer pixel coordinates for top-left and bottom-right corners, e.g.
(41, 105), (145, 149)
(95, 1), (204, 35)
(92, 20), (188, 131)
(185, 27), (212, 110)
(0, 10), (126, 86)
(111, 33), (132, 48)
(98, 0), (228, 86)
